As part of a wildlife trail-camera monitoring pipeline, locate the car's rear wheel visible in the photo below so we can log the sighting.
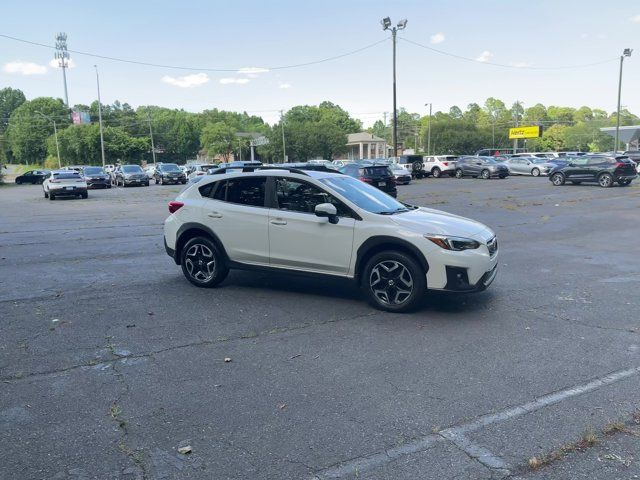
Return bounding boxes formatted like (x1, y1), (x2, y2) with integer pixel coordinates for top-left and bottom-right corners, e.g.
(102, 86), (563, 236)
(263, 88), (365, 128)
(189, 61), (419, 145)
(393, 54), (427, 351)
(480, 169), (490, 179)
(180, 236), (229, 288)
(362, 251), (425, 313)
(44, 190), (48, 198)
(432, 167), (441, 178)
(551, 173), (565, 186)
(618, 179), (632, 186)
(455, 169), (464, 179)
(531, 168), (540, 177)
(81, 192), (88, 199)
(49, 193), (55, 201)
(598, 173), (613, 188)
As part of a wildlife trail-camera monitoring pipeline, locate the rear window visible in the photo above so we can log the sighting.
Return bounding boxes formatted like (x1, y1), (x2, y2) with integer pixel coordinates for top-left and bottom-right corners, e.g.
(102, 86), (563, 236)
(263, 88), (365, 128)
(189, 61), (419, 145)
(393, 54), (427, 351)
(53, 172), (81, 179)
(84, 167), (104, 175)
(122, 166), (143, 173)
(161, 164), (181, 172)
(364, 166), (392, 176)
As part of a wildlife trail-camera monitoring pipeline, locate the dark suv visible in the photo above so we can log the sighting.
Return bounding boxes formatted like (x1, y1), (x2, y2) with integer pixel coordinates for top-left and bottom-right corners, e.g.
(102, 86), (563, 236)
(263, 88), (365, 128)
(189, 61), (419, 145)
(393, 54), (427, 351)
(455, 156), (509, 179)
(340, 163), (397, 197)
(154, 163), (187, 185)
(549, 155), (637, 187)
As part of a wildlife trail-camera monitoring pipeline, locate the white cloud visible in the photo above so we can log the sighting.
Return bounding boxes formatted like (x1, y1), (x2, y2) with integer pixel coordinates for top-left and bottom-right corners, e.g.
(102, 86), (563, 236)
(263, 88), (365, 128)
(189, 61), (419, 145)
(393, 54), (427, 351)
(3, 61), (47, 75)
(630, 14), (640, 23)
(278, 82), (292, 89)
(580, 33), (588, 39)
(430, 32), (445, 44)
(219, 77), (250, 85)
(237, 67), (269, 75)
(510, 62), (532, 68)
(161, 73), (210, 88)
(476, 50), (493, 62)
(49, 58), (76, 68)
(596, 33), (607, 39)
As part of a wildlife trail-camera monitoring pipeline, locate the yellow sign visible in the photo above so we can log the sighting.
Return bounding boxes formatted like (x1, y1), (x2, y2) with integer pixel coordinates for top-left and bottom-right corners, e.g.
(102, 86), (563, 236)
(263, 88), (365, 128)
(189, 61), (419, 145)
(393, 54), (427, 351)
(509, 126), (540, 139)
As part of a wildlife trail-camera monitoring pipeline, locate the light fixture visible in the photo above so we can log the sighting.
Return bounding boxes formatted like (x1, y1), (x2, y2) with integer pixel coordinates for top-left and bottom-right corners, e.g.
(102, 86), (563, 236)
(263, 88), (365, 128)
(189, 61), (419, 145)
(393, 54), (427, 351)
(381, 17), (391, 30)
(623, 48), (633, 57)
(397, 19), (408, 29)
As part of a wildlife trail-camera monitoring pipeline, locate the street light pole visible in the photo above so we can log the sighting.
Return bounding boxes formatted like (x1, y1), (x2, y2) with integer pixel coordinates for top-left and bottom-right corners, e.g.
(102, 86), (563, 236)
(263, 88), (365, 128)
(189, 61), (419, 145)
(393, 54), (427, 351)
(381, 17), (407, 159)
(615, 48), (633, 153)
(94, 66), (106, 167)
(424, 103), (432, 155)
(147, 111), (157, 165)
(280, 110), (286, 163)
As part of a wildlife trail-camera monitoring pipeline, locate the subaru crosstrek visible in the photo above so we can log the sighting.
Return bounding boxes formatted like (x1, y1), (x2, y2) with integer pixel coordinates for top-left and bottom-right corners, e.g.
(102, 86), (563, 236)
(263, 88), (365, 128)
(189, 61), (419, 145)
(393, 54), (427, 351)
(163, 167), (498, 312)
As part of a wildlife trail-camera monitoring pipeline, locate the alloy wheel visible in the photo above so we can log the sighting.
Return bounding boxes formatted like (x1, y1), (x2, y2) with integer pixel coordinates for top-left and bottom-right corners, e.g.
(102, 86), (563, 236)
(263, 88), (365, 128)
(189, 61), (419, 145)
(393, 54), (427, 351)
(369, 260), (414, 306)
(552, 173), (564, 186)
(432, 168), (441, 178)
(184, 243), (216, 282)
(531, 168), (540, 177)
(598, 174), (612, 188)
(481, 169), (490, 179)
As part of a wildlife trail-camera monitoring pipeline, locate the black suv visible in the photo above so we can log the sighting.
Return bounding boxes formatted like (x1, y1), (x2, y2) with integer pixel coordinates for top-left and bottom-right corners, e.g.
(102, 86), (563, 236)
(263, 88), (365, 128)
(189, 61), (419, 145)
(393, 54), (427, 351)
(455, 156), (509, 179)
(340, 163), (397, 197)
(549, 155), (637, 187)
(154, 163), (187, 185)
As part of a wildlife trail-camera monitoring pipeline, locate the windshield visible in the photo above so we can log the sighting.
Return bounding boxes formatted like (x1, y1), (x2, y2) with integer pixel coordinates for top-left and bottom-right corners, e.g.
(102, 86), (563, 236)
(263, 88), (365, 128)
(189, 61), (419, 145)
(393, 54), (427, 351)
(122, 165), (143, 173)
(319, 176), (408, 215)
(162, 164), (181, 172)
(531, 158), (548, 164)
(84, 167), (105, 175)
(483, 158), (498, 164)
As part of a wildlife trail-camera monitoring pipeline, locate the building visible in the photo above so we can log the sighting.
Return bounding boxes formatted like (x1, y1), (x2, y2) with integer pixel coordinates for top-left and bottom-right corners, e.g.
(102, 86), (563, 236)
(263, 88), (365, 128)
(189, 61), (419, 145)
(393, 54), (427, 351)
(344, 133), (389, 160)
(599, 126), (640, 151)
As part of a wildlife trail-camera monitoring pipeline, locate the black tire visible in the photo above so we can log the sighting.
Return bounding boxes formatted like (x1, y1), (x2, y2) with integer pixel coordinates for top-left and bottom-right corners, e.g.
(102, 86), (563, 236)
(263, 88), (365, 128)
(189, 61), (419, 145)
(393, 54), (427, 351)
(618, 179), (632, 186)
(181, 180), (186, 185)
(551, 173), (565, 186)
(16, 179), (22, 185)
(598, 173), (613, 188)
(180, 236), (229, 288)
(49, 193), (55, 201)
(531, 168), (540, 177)
(498, 175), (507, 179)
(81, 192), (88, 199)
(480, 169), (490, 180)
(455, 169), (464, 179)
(44, 190), (48, 198)
(432, 167), (441, 178)
(107, 184), (112, 189)
(362, 251), (426, 313)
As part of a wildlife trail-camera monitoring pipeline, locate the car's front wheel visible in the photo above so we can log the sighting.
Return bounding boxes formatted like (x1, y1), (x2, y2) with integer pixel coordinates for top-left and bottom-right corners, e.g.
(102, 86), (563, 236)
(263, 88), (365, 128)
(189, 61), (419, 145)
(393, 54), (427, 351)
(480, 169), (490, 180)
(180, 236), (229, 288)
(598, 173), (613, 188)
(551, 173), (565, 186)
(531, 168), (540, 177)
(455, 169), (464, 179)
(432, 167), (441, 178)
(362, 251), (426, 313)
(43, 190), (48, 198)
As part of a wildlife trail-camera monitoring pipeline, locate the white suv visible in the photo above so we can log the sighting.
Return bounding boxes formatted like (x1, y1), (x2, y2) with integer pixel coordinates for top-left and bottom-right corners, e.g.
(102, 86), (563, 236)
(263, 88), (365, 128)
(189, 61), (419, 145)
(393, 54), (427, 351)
(423, 155), (459, 178)
(163, 167), (498, 312)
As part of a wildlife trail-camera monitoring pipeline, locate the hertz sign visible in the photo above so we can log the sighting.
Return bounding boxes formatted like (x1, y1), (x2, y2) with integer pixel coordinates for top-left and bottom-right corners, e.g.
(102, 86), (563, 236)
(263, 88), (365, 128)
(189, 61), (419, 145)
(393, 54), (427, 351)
(509, 126), (541, 139)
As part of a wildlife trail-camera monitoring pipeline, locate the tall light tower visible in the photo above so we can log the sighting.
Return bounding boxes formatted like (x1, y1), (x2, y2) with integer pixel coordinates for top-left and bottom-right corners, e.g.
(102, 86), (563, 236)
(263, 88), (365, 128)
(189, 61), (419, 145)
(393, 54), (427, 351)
(614, 48), (633, 153)
(55, 33), (70, 107)
(381, 17), (407, 159)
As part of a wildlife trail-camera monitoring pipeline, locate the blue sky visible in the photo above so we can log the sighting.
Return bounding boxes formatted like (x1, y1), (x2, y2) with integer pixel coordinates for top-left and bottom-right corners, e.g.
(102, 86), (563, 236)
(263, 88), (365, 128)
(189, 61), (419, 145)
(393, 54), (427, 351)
(1, 0), (639, 126)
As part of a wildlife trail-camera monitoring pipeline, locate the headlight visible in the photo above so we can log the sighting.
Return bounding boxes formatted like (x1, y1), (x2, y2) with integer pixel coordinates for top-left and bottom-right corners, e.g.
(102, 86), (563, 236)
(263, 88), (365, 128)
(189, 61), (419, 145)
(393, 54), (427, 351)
(424, 234), (480, 251)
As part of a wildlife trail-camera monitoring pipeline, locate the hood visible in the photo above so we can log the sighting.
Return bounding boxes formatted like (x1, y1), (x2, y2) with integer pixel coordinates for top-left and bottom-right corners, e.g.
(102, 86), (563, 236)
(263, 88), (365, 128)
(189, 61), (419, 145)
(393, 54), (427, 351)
(390, 207), (494, 242)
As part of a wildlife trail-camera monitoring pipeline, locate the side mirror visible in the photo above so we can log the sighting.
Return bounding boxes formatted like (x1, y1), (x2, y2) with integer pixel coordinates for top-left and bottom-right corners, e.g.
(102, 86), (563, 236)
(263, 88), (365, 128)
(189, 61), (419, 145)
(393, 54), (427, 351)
(568, 163), (575, 167)
(315, 203), (339, 224)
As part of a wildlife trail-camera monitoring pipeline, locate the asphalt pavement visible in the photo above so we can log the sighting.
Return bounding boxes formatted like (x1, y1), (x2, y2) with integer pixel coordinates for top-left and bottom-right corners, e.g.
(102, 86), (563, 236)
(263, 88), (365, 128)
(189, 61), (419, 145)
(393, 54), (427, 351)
(1, 175), (639, 480)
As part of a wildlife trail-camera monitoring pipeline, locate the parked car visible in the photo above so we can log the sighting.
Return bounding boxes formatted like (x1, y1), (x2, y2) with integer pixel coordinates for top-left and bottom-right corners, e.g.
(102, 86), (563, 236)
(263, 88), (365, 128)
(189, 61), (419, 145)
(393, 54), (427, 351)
(307, 160), (332, 166)
(329, 160), (355, 170)
(144, 165), (157, 179)
(43, 170), (88, 200)
(340, 163), (397, 197)
(455, 157), (509, 179)
(154, 163), (187, 185)
(82, 166), (111, 189)
(396, 155), (425, 179)
(163, 167), (498, 312)
(62, 165), (86, 173)
(549, 155), (637, 187)
(423, 155), (458, 178)
(187, 164), (217, 180)
(388, 163), (412, 185)
(502, 157), (555, 176)
(114, 165), (149, 187)
(15, 169), (50, 184)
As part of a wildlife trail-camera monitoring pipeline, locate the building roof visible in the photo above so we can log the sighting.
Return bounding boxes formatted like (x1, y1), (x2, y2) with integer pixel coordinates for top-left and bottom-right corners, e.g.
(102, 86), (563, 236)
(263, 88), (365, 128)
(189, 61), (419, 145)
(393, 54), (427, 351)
(600, 125), (640, 144)
(347, 132), (386, 144)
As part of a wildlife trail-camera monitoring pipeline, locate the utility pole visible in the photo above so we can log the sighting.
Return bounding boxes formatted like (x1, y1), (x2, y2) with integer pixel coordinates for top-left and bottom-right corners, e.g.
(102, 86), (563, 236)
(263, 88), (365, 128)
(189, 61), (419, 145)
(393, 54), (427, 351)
(381, 17), (407, 159)
(279, 110), (286, 163)
(35, 111), (61, 169)
(512, 100), (521, 154)
(424, 103), (432, 156)
(94, 66), (106, 167)
(147, 111), (157, 165)
(55, 33), (70, 107)
(615, 48), (633, 153)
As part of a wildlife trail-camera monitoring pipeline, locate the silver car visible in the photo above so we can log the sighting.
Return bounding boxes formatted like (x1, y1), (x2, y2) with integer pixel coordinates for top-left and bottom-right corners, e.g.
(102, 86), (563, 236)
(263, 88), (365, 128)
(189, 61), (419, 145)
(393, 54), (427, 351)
(503, 157), (555, 176)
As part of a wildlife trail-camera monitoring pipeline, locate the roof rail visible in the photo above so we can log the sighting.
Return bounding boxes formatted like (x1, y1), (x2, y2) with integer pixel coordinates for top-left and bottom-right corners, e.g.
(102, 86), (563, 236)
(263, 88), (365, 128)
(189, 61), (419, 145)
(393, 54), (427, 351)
(208, 165), (343, 176)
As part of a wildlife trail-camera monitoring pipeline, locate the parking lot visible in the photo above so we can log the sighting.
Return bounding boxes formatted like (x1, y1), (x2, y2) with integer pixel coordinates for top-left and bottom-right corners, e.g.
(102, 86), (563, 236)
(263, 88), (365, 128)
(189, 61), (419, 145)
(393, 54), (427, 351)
(1, 177), (639, 479)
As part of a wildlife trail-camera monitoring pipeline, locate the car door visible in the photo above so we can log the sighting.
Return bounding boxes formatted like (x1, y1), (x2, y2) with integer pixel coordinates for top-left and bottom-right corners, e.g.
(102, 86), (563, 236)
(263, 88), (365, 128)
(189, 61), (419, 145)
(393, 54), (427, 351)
(566, 157), (589, 180)
(201, 176), (270, 264)
(469, 158), (483, 176)
(268, 177), (355, 275)
(586, 157), (606, 180)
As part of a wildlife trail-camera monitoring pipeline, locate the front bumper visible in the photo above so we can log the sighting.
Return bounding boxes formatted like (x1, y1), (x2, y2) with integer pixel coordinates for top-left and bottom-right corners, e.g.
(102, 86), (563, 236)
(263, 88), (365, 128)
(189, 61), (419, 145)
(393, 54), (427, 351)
(614, 173), (637, 181)
(86, 178), (110, 188)
(160, 176), (186, 184)
(490, 169), (509, 177)
(124, 177), (148, 185)
(426, 240), (499, 291)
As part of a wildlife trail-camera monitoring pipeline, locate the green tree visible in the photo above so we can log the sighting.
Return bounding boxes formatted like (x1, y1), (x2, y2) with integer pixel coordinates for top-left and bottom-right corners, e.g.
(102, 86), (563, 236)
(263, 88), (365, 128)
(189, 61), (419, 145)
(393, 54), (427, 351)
(200, 122), (238, 161)
(537, 124), (569, 151)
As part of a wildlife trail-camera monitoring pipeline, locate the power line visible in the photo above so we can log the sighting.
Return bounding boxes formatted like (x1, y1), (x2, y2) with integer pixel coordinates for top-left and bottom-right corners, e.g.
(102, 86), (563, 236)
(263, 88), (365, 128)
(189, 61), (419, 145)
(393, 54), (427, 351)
(400, 37), (618, 70)
(0, 33), (388, 72)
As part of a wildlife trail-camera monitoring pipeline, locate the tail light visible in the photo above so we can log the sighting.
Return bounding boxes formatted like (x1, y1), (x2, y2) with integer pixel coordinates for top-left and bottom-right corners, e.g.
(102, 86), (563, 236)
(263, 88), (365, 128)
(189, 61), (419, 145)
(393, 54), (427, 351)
(359, 177), (371, 183)
(615, 162), (627, 168)
(197, 172), (204, 176)
(442, 162), (449, 166)
(168, 201), (184, 214)
(50, 179), (60, 183)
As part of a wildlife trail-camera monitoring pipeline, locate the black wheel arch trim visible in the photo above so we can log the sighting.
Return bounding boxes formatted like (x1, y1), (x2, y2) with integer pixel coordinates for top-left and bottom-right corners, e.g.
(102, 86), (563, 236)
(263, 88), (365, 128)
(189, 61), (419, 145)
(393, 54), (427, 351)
(354, 236), (429, 285)
(174, 223), (230, 266)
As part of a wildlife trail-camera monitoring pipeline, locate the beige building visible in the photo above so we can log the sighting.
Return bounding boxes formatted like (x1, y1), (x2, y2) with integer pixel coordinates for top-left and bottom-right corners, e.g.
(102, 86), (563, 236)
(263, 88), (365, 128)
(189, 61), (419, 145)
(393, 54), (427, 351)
(344, 133), (389, 160)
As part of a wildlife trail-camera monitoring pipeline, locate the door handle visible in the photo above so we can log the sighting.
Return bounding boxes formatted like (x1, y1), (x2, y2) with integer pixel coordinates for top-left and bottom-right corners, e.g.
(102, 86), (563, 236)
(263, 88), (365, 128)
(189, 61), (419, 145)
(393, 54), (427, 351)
(270, 219), (287, 225)
(207, 212), (223, 218)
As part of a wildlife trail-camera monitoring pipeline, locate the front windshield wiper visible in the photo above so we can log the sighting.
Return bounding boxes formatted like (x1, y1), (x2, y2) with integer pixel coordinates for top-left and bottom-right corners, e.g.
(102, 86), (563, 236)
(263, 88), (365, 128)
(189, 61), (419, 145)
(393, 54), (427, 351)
(376, 207), (410, 215)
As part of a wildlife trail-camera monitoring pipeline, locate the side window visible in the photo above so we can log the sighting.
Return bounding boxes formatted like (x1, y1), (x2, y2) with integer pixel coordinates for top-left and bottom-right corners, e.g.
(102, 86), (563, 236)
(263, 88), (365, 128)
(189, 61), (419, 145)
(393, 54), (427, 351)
(587, 157), (604, 166)
(199, 181), (217, 198)
(276, 178), (353, 217)
(224, 177), (266, 207)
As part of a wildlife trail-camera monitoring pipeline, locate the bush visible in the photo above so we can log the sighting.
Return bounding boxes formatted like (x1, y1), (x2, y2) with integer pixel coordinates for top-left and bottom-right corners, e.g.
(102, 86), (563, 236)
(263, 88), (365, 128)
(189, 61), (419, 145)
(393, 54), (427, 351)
(44, 156), (60, 170)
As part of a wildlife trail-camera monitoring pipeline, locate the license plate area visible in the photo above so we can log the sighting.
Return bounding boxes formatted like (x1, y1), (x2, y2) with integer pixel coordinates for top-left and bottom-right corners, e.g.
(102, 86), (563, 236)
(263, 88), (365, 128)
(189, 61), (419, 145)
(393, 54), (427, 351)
(378, 181), (386, 186)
